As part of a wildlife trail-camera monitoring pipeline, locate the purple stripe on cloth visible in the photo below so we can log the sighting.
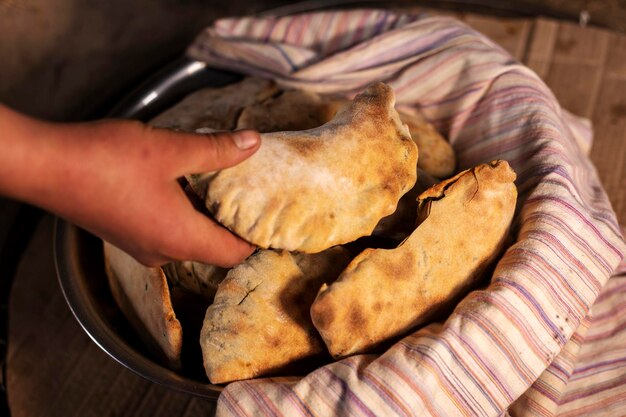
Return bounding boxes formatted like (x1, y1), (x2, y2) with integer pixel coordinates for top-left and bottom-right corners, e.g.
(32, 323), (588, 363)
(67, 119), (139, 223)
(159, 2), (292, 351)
(413, 340), (493, 417)
(527, 196), (623, 259)
(571, 357), (626, 379)
(337, 360), (413, 417)
(321, 367), (378, 417)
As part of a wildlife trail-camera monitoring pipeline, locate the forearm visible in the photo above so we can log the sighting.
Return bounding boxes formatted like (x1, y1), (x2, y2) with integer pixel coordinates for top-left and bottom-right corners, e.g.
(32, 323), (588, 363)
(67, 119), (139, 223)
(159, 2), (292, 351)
(0, 103), (65, 206)
(0, 105), (129, 219)
(0, 104), (112, 224)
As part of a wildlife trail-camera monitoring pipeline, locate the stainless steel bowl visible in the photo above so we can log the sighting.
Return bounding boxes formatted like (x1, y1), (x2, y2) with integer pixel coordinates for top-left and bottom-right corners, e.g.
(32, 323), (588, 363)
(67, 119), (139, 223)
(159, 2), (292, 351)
(53, 0), (569, 401)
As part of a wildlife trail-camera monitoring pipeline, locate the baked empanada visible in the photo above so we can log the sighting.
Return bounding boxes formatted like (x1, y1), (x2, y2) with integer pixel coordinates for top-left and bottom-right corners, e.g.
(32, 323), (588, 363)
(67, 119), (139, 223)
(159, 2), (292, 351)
(237, 89), (346, 132)
(372, 168), (438, 241)
(150, 77), (278, 131)
(103, 242), (183, 369)
(162, 260), (229, 301)
(189, 82), (418, 253)
(236, 88), (455, 180)
(311, 160), (517, 358)
(200, 247), (352, 384)
(399, 110), (456, 178)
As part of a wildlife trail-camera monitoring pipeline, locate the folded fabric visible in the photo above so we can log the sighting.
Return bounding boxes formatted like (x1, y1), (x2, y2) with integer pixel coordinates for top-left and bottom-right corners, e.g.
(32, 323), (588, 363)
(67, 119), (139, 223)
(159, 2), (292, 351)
(188, 9), (626, 417)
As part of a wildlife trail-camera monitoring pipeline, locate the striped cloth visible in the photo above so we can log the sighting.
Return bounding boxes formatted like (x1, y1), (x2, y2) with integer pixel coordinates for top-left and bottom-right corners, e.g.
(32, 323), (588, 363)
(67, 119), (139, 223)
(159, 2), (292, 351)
(188, 10), (626, 416)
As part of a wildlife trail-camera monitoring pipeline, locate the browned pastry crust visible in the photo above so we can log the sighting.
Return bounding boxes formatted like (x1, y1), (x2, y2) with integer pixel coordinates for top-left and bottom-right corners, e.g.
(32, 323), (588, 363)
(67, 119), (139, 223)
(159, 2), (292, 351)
(200, 247), (352, 384)
(311, 160), (517, 358)
(237, 89), (346, 133)
(162, 261), (229, 302)
(103, 242), (183, 369)
(399, 110), (456, 178)
(189, 82), (418, 253)
(150, 77), (278, 131)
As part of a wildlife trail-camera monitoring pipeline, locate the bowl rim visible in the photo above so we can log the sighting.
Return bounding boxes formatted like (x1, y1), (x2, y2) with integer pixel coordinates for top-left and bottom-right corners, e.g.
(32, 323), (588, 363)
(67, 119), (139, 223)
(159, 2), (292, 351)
(54, 219), (224, 399)
(53, 0), (574, 401)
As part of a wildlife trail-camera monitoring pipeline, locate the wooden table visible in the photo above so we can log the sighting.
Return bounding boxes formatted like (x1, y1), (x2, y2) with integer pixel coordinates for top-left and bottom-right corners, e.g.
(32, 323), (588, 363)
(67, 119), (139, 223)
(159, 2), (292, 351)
(7, 13), (626, 417)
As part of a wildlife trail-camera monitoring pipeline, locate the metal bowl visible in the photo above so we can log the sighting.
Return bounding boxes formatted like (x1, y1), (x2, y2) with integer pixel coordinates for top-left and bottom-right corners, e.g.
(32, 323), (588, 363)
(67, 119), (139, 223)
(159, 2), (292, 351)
(54, 58), (240, 400)
(53, 0), (575, 401)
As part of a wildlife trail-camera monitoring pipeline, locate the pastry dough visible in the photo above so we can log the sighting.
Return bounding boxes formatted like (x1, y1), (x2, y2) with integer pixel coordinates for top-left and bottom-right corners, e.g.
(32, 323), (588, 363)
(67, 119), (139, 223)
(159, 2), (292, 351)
(200, 247), (351, 384)
(103, 242), (183, 369)
(399, 110), (456, 178)
(189, 82), (418, 253)
(236, 88), (454, 179)
(150, 77), (278, 131)
(162, 261), (229, 301)
(237, 89), (346, 132)
(311, 160), (517, 358)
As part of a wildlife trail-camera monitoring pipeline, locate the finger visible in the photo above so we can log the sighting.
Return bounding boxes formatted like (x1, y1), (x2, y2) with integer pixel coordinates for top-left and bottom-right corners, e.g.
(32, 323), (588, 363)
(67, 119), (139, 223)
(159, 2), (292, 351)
(155, 128), (261, 176)
(178, 211), (256, 267)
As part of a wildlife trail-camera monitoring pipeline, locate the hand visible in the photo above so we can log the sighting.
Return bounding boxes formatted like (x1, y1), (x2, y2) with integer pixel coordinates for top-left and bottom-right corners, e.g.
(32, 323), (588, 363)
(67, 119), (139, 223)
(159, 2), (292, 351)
(0, 105), (260, 267)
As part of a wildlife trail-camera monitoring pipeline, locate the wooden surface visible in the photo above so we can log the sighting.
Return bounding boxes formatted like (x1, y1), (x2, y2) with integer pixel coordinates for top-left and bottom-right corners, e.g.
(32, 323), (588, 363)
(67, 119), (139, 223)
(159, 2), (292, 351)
(0, 0), (293, 121)
(7, 13), (626, 417)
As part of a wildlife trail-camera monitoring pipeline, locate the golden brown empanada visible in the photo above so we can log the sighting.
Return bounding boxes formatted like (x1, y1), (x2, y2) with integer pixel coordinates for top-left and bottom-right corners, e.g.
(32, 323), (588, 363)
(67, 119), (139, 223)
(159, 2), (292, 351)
(103, 242), (183, 369)
(311, 160), (517, 358)
(162, 261), (229, 301)
(150, 77), (278, 131)
(399, 110), (456, 178)
(372, 168), (438, 241)
(236, 89), (346, 133)
(189, 82), (418, 253)
(200, 247), (352, 384)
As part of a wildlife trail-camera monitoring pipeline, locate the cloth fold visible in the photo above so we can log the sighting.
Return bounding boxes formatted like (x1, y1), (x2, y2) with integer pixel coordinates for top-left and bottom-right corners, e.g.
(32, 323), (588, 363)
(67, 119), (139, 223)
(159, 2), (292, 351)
(188, 9), (626, 416)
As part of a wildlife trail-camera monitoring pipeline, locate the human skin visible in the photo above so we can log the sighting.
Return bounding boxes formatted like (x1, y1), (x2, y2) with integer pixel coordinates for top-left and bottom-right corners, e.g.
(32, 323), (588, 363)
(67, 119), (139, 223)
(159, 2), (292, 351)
(0, 104), (259, 267)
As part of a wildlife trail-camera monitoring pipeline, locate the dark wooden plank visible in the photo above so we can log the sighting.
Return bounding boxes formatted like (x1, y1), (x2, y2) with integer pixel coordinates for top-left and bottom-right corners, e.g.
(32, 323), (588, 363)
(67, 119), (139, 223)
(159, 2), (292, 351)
(589, 76), (626, 227)
(542, 21), (610, 119)
(524, 18), (559, 79)
(462, 14), (532, 60)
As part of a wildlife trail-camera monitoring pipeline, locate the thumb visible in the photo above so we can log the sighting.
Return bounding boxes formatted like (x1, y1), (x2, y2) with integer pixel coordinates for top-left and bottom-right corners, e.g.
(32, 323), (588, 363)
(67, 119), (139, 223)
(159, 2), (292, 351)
(167, 129), (261, 176)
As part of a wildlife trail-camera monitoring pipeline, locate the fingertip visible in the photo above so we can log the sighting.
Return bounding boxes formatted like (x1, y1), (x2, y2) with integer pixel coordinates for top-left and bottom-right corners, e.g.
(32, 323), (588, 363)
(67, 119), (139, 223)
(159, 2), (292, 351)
(221, 241), (257, 267)
(201, 238), (256, 268)
(186, 213), (256, 267)
(171, 129), (261, 175)
(231, 129), (261, 150)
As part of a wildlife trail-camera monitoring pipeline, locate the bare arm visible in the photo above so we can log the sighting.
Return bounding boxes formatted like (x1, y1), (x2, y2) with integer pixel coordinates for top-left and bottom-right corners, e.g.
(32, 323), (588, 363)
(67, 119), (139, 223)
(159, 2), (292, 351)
(0, 104), (259, 267)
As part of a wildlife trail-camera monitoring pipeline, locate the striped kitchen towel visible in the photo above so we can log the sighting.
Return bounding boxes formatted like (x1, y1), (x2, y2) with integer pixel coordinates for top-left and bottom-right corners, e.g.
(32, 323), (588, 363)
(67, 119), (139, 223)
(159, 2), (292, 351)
(188, 9), (626, 417)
